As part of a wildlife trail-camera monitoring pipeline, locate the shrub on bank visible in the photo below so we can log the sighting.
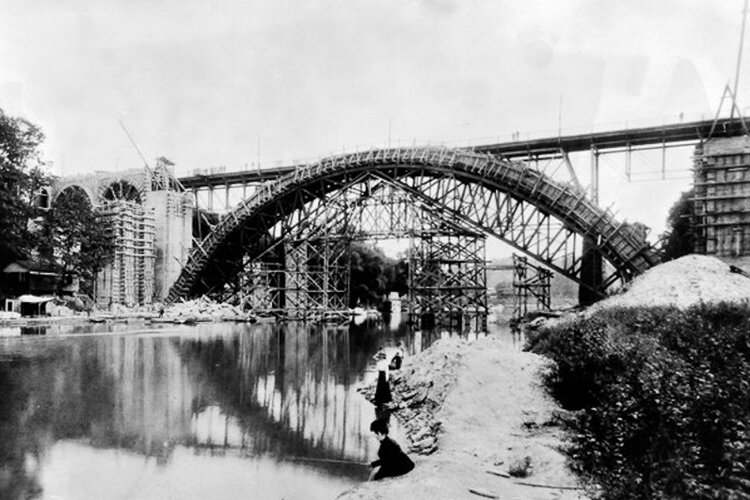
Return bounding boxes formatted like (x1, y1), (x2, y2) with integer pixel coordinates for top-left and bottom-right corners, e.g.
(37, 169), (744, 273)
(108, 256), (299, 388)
(528, 303), (750, 499)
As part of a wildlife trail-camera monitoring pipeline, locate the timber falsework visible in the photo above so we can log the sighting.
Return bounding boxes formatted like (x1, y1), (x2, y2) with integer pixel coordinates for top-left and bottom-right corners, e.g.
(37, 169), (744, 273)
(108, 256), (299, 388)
(167, 147), (660, 305)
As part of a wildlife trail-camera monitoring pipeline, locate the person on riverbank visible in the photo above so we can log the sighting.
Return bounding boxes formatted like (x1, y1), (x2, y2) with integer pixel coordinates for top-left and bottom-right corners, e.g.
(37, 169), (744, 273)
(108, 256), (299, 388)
(368, 418), (414, 481)
(388, 350), (402, 370)
(374, 351), (392, 406)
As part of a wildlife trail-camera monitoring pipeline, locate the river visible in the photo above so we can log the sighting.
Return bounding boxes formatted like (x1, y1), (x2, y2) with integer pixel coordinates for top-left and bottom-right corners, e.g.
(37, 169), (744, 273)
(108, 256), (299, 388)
(0, 315), (521, 500)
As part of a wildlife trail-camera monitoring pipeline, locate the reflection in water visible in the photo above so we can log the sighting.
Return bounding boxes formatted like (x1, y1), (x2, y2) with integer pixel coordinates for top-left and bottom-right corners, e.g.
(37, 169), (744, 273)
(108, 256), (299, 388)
(0, 320), (496, 499)
(509, 324), (527, 350)
(174, 323), (373, 467)
(0, 326), (21, 337)
(0, 326), (47, 336)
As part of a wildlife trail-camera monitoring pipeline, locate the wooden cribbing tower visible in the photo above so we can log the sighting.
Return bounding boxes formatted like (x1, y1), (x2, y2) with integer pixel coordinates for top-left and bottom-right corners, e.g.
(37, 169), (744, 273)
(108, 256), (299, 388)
(511, 254), (552, 322)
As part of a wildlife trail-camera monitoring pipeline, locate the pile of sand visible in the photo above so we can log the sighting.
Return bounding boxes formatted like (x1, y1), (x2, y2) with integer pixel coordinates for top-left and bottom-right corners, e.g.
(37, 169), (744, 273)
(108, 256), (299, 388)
(591, 254), (750, 312)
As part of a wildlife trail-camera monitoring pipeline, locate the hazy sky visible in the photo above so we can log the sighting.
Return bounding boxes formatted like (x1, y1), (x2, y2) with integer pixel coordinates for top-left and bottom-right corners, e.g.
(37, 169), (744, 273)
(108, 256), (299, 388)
(1, 0), (747, 236)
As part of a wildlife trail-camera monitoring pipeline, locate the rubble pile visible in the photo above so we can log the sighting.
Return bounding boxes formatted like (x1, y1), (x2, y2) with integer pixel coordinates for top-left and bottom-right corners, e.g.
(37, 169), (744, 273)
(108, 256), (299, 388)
(358, 337), (467, 456)
(591, 254), (750, 313)
(160, 297), (250, 322)
(47, 303), (78, 317)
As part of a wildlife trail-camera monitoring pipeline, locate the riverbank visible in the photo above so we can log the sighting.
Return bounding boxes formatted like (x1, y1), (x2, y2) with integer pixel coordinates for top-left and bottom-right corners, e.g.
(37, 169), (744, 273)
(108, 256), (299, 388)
(339, 254), (750, 499)
(0, 312), (159, 330)
(338, 334), (587, 500)
(523, 255), (750, 498)
(0, 296), (253, 328)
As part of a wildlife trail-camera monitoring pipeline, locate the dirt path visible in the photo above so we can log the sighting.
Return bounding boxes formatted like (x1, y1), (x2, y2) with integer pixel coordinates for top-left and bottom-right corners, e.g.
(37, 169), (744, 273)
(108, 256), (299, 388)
(337, 334), (587, 500)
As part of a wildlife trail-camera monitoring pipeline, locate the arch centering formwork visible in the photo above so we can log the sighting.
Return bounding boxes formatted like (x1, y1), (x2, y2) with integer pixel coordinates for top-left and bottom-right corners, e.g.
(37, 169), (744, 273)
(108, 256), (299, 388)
(167, 147), (659, 303)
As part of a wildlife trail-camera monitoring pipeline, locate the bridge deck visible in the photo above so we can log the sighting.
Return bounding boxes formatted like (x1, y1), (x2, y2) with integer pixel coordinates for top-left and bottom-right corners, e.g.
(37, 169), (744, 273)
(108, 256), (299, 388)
(178, 117), (748, 189)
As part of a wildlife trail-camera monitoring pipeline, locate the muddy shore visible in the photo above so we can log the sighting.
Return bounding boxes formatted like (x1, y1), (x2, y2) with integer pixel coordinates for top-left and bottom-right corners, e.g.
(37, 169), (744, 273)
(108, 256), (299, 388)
(338, 334), (587, 500)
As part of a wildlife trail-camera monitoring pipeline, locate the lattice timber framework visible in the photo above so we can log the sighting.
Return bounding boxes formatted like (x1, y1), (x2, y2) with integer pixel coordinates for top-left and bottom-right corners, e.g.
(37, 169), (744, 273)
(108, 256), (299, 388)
(240, 236), (351, 321)
(96, 200), (155, 307)
(168, 147), (660, 317)
(409, 233), (488, 330)
(693, 137), (750, 261)
(511, 253), (552, 322)
(221, 173), (491, 323)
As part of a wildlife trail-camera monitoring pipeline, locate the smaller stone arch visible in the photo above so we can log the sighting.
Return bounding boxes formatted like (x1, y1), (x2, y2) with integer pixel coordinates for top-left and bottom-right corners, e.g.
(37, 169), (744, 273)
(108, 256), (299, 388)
(52, 181), (96, 206)
(100, 179), (142, 204)
(54, 184), (93, 207)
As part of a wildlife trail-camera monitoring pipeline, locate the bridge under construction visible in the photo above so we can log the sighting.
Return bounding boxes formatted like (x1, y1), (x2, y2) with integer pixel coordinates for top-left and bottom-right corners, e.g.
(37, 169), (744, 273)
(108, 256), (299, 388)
(52, 116), (750, 328)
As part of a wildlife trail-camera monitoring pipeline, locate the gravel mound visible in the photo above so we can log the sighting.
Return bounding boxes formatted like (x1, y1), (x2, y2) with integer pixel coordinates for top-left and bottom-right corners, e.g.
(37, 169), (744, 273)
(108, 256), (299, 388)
(592, 254), (750, 312)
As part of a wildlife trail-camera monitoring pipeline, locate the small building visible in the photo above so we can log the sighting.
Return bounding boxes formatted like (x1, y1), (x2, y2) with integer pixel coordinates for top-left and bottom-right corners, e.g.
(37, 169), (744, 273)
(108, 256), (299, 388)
(1, 261), (62, 316)
(7, 294), (55, 317)
(2, 260), (58, 296)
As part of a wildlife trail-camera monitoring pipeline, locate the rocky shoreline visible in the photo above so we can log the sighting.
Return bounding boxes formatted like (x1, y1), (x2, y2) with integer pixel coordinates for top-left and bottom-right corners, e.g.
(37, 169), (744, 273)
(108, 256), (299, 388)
(358, 376), (442, 455)
(356, 340), (467, 457)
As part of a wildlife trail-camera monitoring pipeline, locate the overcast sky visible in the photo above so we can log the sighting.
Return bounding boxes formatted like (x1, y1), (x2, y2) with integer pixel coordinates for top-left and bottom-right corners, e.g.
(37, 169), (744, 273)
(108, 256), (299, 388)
(1, 0), (748, 237)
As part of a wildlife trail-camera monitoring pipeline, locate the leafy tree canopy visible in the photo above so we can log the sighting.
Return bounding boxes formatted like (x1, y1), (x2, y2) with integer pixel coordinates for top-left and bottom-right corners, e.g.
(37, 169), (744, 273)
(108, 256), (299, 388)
(659, 188), (695, 261)
(0, 108), (49, 268)
(48, 187), (115, 295)
(348, 243), (408, 307)
(349, 243), (387, 307)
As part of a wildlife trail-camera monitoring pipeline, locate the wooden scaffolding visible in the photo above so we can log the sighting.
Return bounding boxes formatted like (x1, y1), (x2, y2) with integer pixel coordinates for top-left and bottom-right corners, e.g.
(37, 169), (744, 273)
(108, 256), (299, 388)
(96, 200), (156, 307)
(511, 253), (551, 322)
(408, 233), (488, 331)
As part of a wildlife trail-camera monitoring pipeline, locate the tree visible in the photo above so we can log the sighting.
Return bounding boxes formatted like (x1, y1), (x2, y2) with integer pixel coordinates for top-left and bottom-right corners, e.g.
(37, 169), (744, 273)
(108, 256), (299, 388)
(385, 258), (409, 296)
(0, 108), (48, 268)
(78, 212), (116, 297)
(349, 243), (388, 307)
(348, 243), (411, 307)
(48, 188), (115, 296)
(660, 188), (695, 261)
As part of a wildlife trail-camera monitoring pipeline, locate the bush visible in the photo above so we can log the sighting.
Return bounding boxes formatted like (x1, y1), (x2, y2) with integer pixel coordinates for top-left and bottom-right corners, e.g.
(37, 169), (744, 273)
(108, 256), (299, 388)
(528, 303), (750, 499)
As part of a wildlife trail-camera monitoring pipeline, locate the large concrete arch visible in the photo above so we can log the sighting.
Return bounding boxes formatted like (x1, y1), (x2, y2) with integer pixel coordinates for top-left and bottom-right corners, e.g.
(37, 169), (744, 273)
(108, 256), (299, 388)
(168, 147), (659, 302)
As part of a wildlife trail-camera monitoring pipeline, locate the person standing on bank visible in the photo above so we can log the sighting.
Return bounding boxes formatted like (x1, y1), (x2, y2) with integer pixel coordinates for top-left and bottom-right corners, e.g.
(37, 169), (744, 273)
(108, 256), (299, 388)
(388, 350), (402, 371)
(368, 418), (414, 481)
(374, 351), (392, 406)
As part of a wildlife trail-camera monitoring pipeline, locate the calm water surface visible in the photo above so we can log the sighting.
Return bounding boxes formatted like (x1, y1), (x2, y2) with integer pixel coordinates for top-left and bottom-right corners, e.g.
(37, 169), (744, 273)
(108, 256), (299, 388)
(0, 315), (520, 500)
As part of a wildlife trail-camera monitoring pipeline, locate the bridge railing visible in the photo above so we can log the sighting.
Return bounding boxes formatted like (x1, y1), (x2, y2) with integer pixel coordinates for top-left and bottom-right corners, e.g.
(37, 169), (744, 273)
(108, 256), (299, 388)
(177, 110), (722, 180)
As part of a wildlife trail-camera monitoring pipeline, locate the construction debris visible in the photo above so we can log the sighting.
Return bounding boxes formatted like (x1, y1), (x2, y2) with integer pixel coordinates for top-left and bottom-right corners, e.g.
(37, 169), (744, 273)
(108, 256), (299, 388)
(468, 487), (499, 499)
(156, 296), (252, 322)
